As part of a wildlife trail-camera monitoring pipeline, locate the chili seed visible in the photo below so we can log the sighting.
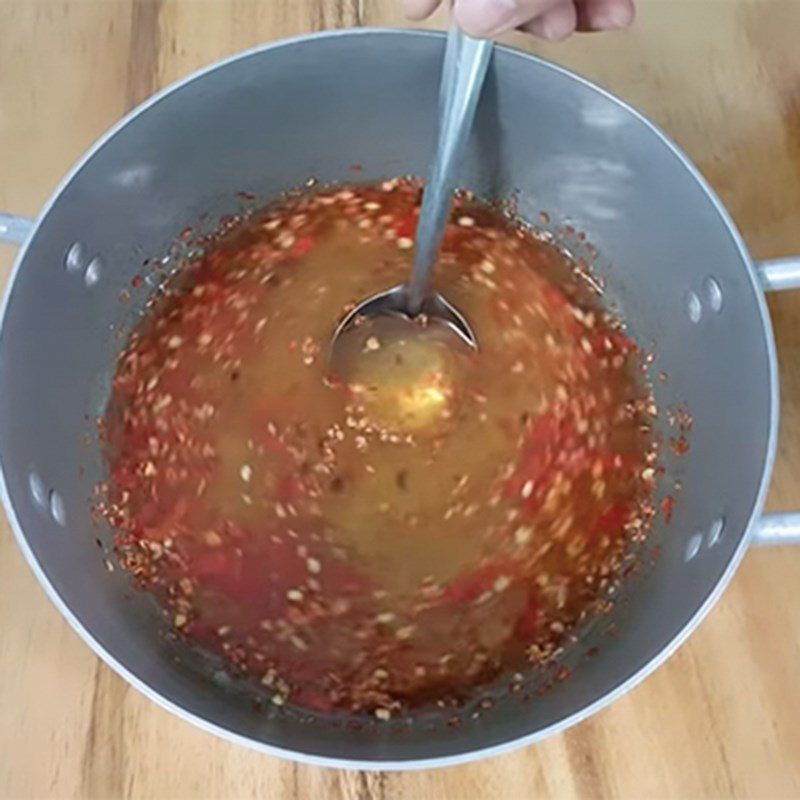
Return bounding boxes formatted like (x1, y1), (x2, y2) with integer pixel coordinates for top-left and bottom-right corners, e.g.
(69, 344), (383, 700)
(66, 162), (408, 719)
(204, 531), (223, 547)
(307, 557), (321, 574)
(514, 525), (533, 545)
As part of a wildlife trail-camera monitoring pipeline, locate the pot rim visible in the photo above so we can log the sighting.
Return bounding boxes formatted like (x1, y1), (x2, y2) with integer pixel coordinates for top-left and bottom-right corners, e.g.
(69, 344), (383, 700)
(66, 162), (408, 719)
(0, 27), (778, 770)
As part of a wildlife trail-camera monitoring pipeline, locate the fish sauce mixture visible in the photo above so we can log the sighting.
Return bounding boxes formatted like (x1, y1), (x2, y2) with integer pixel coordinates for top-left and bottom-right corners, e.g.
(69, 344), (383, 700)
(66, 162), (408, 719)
(99, 179), (659, 718)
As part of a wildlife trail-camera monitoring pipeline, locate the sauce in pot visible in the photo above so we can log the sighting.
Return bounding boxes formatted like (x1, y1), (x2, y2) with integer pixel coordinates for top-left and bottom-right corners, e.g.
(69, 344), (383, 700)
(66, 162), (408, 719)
(98, 179), (659, 717)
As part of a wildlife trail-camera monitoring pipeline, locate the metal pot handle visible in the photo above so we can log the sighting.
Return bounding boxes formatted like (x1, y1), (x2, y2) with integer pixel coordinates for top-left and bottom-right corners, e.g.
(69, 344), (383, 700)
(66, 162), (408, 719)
(753, 257), (800, 546)
(3, 215), (797, 545)
(0, 213), (34, 246)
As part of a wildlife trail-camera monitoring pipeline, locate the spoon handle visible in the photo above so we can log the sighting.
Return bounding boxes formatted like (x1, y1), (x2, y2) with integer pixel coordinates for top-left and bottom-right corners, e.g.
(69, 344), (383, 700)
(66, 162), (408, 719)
(406, 24), (494, 315)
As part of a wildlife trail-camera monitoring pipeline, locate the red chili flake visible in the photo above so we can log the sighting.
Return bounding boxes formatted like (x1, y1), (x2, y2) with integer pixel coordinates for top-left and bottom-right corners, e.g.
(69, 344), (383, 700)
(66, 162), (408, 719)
(504, 412), (586, 514)
(660, 495), (674, 523)
(541, 284), (569, 313)
(276, 473), (306, 503)
(670, 436), (690, 456)
(602, 329), (637, 355)
(590, 503), (631, 537)
(293, 688), (334, 712)
(289, 236), (315, 259)
(515, 599), (544, 637)
(131, 275), (143, 288)
(393, 213), (418, 240)
(192, 551), (234, 581)
(194, 536), (310, 607)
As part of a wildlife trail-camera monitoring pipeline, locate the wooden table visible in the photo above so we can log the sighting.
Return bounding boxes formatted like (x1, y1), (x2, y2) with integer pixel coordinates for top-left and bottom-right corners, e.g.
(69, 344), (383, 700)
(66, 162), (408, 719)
(1, 1), (799, 797)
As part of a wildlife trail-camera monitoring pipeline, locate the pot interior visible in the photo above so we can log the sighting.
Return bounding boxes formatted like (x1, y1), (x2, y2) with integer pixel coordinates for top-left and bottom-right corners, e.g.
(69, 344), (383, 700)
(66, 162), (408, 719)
(0, 30), (773, 765)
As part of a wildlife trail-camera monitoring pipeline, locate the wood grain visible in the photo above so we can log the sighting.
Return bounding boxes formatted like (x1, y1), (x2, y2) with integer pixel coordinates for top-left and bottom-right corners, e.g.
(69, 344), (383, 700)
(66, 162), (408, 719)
(1, 1), (799, 798)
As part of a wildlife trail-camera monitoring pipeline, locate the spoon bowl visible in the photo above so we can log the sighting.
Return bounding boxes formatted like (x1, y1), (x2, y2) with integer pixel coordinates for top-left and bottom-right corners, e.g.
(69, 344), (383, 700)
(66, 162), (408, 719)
(332, 284), (478, 350)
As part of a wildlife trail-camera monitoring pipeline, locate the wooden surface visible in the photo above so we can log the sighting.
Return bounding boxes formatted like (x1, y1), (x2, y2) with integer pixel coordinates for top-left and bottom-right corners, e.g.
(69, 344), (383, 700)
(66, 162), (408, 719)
(2, 1), (800, 798)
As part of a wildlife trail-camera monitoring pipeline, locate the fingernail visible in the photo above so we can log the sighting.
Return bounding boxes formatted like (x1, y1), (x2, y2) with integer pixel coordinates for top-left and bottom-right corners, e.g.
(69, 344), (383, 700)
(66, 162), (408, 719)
(596, 3), (635, 30)
(458, 0), (520, 37)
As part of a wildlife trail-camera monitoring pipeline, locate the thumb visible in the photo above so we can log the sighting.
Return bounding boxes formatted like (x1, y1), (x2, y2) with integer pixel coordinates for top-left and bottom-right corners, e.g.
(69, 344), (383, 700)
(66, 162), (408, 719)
(454, 0), (563, 36)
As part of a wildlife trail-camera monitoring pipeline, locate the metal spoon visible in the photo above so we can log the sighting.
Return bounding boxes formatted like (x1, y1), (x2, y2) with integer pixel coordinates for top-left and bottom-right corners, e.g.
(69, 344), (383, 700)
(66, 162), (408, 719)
(331, 24), (494, 351)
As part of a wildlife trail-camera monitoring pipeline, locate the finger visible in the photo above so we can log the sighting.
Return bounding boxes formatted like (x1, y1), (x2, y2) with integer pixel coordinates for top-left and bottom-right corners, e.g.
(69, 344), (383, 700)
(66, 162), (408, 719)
(454, 0), (564, 37)
(575, 0), (635, 31)
(520, 1), (577, 40)
(401, 0), (443, 20)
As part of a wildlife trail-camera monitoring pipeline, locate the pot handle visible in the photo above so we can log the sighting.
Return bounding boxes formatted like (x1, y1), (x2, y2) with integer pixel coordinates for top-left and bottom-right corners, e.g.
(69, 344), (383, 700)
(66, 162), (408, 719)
(752, 257), (800, 546)
(756, 257), (800, 293)
(0, 213), (35, 246)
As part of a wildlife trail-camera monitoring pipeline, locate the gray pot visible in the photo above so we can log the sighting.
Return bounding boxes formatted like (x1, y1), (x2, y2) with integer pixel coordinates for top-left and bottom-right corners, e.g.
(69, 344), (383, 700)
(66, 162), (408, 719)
(1, 29), (798, 770)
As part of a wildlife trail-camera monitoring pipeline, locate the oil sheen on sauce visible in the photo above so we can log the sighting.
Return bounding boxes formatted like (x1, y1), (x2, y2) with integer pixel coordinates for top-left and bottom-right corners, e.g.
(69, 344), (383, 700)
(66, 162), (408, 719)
(98, 179), (659, 718)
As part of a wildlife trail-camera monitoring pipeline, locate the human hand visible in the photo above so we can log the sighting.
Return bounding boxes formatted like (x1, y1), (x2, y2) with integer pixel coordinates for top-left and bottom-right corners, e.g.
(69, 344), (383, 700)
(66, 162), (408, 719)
(402, 0), (635, 41)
